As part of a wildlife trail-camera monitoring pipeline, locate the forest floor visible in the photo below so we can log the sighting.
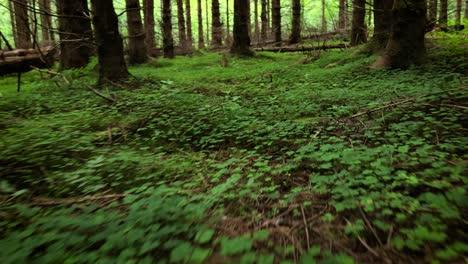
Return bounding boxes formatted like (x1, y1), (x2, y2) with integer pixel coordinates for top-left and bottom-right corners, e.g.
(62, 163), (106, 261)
(0, 31), (467, 263)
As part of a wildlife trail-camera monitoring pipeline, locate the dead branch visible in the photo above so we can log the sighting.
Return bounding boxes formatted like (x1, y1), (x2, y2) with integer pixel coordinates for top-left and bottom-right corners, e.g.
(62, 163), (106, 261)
(254, 44), (348, 53)
(29, 194), (127, 206)
(87, 86), (117, 103)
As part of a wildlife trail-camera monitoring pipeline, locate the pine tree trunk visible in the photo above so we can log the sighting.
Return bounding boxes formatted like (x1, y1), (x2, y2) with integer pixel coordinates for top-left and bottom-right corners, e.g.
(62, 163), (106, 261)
(338, 0), (346, 30)
(465, 0), (468, 19)
(57, 0), (93, 70)
(261, 0), (268, 44)
(369, 0), (393, 53)
(351, 0), (367, 45)
(162, 0), (175, 58)
(8, 0), (18, 47)
(455, 0), (462, 25)
(439, 0), (448, 27)
(143, 0), (156, 56)
(206, 0), (210, 44)
(289, 0), (301, 44)
(90, 0), (129, 83)
(427, 0), (437, 27)
(226, 0), (231, 44)
(254, 0), (259, 43)
(271, 0), (281, 46)
(126, 0), (148, 64)
(321, 0), (327, 32)
(177, 0), (188, 53)
(38, 0), (54, 44)
(247, 0), (251, 38)
(12, 0), (32, 49)
(231, 0), (253, 56)
(373, 0), (426, 68)
(185, 0), (193, 51)
(212, 0), (223, 46)
(197, 0), (205, 49)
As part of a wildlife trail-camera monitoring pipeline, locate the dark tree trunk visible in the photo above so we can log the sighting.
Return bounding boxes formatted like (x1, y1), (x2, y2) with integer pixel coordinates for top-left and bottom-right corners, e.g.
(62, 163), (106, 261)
(439, 0), (448, 27)
(373, 0), (426, 69)
(231, 0), (253, 56)
(427, 0), (437, 27)
(271, 0), (281, 46)
(57, 0), (93, 70)
(465, 0), (468, 19)
(186, 0), (193, 51)
(289, 0), (301, 44)
(226, 0), (231, 44)
(351, 0), (367, 45)
(212, 0), (223, 46)
(261, 0), (268, 44)
(38, 0), (54, 44)
(206, 0), (210, 44)
(126, 0), (148, 64)
(338, 0), (347, 30)
(247, 0), (251, 38)
(12, 0), (32, 49)
(369, 0), (393, 53)
(162, 0), (175, 58)
(197, 0), (205, 49)
(176, 0), (188, 53)
(321, 0), (327, 32)
(90, 0), (129, 83)
(254, 0), (259, 42)
(455, 0), (462, 25)
(8, 0), (18, 47)
(143, 0), (156, 56)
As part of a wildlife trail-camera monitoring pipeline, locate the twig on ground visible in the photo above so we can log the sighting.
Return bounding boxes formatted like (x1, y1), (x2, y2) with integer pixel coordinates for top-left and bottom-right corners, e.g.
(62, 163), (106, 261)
(300, 205), (311, 249)
(87, 85), (117, 103)
(30, 65), (70, 85)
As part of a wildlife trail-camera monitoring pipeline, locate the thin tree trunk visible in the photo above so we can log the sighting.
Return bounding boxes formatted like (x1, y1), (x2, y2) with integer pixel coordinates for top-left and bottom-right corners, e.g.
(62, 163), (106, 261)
(321, 0), (327, 32)
(38, 0), (54, 44)
(212, 0), (223, 46)
(90, 0), (129, 83)
(373, 0), (426, 69)
(247, 0), (251, 38)
(143, 0), (156, 56)
(261, 0), (268, 44)
(427, 0), (437, 27)
(289, 0), (301, 44)
(162, 0), (175, 58)
(465, 0), (468, 19)
(206, 0), (210, 44)
(126, 0), (148, 64)
(231, 0), (253, 56)
(12, 0), (32, 49)
(226, 0), (231, 44)
(254, 0), (259, 43)
(176, 0), (188, 53)
(338, 0), (346, 30)
(369, 0), (393, 53)
(185, 0), (193, 51)
(351, 0), (367, 45)
(455, 0), (462, 25)
(439, 0), (448, 27)
(266, 0), (270, 35)
(8, 0), (18, 47)
(271, 0), (281, 46)
(57, 0), (93, 70)
(198, 0), (205, 49)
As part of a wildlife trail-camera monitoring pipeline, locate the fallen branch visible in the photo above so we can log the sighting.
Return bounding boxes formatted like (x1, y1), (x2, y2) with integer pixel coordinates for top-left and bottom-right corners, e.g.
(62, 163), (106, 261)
(30, 65), (70, 85)
(254, 44), (348, 53)
(87, 85), (117, 103)
(30, 194), (127, 206)
(348, 96), (423, 118)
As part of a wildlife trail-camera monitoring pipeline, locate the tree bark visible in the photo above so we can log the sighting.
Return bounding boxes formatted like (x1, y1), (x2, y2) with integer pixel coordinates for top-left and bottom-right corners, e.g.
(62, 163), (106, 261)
(176, 0), (188, 53)
(206, 0), (210, 44)
(226, 0), (231, 44)
(212, 0), (223, 46)
(143, 0), (156, 56)
(126, 0), (148, 64)
(289, 0), (301, 44)
(254, 0), (259, 43)
(162, 0), (175, 58)
(455, 0), (462, 25)
(338, 0), (347, 30)
(12, 0), (32, 49)
(373, 0), (426, 69)
(247, 0), (251, 38)
(57, 0), (93, 70)
(8, 0), (18, 47)
(197, 0), (205, 49)
(427, 0), (437, 27)
(465, 0), (468, 19)
(321, 0), (327, 32)
(38, 0), (54, 44)
(369, 0), (393, 53)
(271, 0), (281, 46)
(90, 0), (129, 83)
(351, 0), (367, 45)
(261, 0), (268, 44)
(185, 0), (194, 51)
(439, 0), (448, 27)
(231, 0), (253, 56)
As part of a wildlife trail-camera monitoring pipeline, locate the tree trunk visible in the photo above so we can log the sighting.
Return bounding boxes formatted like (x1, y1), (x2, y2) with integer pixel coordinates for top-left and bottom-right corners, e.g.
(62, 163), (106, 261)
(261, 0), (268, 44)
(38, 0), (54, 44)
(351, 0), (367, 45)
(321, 0), (327, 32)
(206, 0), (210, 44)
(126, 0), (148, 64)
(90, 0), (129, 83)
(12, 0), (32, 49)
(373, 0), (426, 69)
(197, 0), (205, 49)
(289, 0), (301, 44)
(185, 0), (193, 51)
(338, 0), (347, 30)
(212, 0), (223, 46)
(439, 0), (448, 27)
(162, 0), (175, 58)
(455, 0), (462, 25)
(254, 0), (259, 43)
(226, 0), (231, 44)
(57, 0), (93, 70)
(427, 0), (437, 27)
(369, 0), (393, 53)
(143, 0), (156, 56)
(271, 0), (281, 46)
(465, 0), (468, 19)
(176, 0), (188, 53)
(231, 0), (253, 56)
(8, 0), (18, 47)
(247, 0), (251, 38)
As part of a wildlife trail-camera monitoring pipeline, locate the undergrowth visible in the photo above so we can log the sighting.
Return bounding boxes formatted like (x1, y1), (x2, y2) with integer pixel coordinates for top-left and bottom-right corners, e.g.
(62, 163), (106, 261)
(0, 33), (467, 263)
